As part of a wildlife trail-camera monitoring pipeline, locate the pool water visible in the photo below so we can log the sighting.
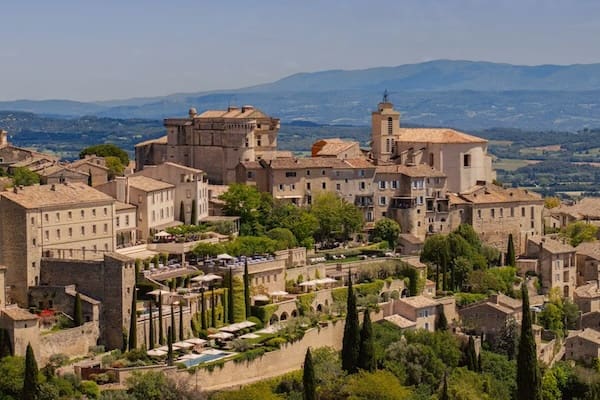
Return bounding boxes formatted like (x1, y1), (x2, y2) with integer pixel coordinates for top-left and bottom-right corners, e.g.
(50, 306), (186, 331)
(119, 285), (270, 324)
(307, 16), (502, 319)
(180, 352), (228, 367)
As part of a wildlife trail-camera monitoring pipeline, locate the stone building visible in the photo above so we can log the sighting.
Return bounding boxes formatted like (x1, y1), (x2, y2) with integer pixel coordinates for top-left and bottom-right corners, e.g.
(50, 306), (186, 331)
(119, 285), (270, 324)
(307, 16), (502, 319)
(459, 293), (522, 337)
(96, 176), (177, 241)
(40, 253), (136, 350)
(449, 184), (544, 254)
(576, 242), (600, 285)
(565, 328), (600, 364)
(135, 106), (283, 184)
(38, 165), (90, 186)
(551, 197), (600, 232)
(311, 138), (363, 159)
(369, 100), (495, 193)
(69, 155), (110, 187)
(0, 129), (58, 173)
(574, 282), (600, 314)
(525, 236), (576, 298)
(392, 295), (438, 331)
(132, 162), (209, 225)
(0, 182), (116, 305)
(115, 201), (137, 247)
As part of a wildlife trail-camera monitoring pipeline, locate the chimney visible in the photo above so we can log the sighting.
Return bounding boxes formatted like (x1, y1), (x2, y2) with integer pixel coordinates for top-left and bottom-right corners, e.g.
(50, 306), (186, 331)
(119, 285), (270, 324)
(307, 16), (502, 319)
(0, 130), (7, 148)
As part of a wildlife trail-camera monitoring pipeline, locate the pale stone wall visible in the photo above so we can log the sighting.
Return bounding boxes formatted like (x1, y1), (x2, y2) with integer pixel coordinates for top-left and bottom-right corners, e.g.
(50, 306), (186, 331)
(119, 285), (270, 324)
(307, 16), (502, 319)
(565, 335), (600, 364)
(577, 254), (600, 286)
(39, 321), (100, 365)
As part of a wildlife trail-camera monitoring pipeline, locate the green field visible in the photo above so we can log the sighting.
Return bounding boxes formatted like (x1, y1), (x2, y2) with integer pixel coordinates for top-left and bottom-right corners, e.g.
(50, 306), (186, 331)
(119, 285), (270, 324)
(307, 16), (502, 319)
(493, 158), (538, 171)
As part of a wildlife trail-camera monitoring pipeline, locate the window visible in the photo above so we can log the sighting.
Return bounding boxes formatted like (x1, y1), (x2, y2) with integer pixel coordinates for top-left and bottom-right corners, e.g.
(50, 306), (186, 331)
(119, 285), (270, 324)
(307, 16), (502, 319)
(152, 211), (156, 221)
(92, 209), (96, 217)
(44, 230), (49, 240)
(510, 207), (514, 217)
(31, 217), (35, 225)
(477, 209), (482, 218)
(257, 137), (262, 147)
(531, 206), (535, 218)
(81, 226), (85, 235)
(379, 196), (387, 206)
(68, 228), (72, 237)
(387, 117), (393, 135)
(103, 207), (107, 216)
(92, 225), (97, 234)
(491, 209), (495, 218)
(392, 180), (398, 189)
(160, 209), (164, 219)
(291, 184), (296, 190)
(463, 154), (471, 167)
(429, 153), (434, 166)
(55, 212), (60, 222)
(379, 181), (386, 190)
(279, 184), (284, 191)
(44, 213), (49, 222)
(116, 217), (120, 227)
(336, 183), (341, 190)
(359, 182), (366, 190)
(125, 216), (129, 226)
(306, 170), (311, 176)
(521, 207), (525, 217)
(32, 238), (36, 246)
(500, 208), (504, 217)
(321, 170), (326, 175)
(247, 171), (254, 179)
(56, 229), (60, 239)
(359, 169), (365, 177)
(321, 182), (326, 189)
(68, 211), (72, 219)
(103, 223), (108, 233)
(285, 171), (297, 178)
(81, 210), (85, 218)
(306, 182), (311, 190)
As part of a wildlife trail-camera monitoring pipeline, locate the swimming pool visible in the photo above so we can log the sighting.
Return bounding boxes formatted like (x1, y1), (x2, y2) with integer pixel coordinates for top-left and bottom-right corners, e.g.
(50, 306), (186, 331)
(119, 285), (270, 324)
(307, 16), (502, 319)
(179, 351), (229, 368)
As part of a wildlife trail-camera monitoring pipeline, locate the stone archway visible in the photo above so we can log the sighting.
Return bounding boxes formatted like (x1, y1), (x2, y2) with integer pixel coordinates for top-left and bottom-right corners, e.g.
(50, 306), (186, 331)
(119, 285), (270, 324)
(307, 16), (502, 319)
(280, 312), (289, 321)
(269, 314), (279, 325)
(291, 310), (298, 318)
(316, 304), (324, 313)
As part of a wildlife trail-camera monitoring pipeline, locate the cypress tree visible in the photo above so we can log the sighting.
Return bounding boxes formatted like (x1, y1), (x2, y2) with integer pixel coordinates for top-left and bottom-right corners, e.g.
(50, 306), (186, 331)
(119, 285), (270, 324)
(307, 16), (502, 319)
(517, 282), (542, 400)
(179, 201), (186, 224)
(303, 348), (316, 400)
(477, 351), (482, 372)
(158, 294), (164, 345)
(148, 301), (155, 350)
(440, 371), (449, 400)
(507, 234), (516, 267)
(244, 260), (251, 319)
(228, 269), (235, 323)
(342, 271), (360, 374)
(211, 286), (216, 327)
(167, 326), (174, 366)
(200, 290), (207, 330)
(87, 169), (92, 186)
(436, 306), (448, 331)
(73, 293), (83, 327)
(358, 309), (375, 372)
(465, 336), (477, 371)
(22, 343), (39, 400)
(128, 289), (137, 350)
(191, 199), (197, 225)
(179, 302), (184, 341)
(170, 303), (176, 343)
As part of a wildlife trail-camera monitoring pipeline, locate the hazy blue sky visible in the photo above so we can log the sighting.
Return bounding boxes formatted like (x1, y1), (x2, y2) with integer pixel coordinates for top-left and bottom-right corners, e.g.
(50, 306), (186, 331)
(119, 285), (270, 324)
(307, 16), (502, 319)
(2, 0), (600, 101)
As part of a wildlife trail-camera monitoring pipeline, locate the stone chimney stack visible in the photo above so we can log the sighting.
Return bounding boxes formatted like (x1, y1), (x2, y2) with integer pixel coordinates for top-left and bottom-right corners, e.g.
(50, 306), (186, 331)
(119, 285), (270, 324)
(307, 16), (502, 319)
(0, 130), (8, 148)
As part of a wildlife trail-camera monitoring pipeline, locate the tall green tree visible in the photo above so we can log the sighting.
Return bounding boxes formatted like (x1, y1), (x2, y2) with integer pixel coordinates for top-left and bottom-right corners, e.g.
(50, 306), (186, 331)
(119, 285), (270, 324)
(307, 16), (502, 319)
(73, 293), (83, 327)
(211, 286), (217, 327)
(167, 327), (174, 366)
(158, 294), (164, 345)
(303, 348), (316, 400)
(561, 221), (598, 247)
(517, 283), (542, 400)
(421, 234), (450, 291)
(506, 234), (516, 267)
(440, 372), (449, 400)
(179, 201), (185, 224)
(436, 306), (448, 331)
(228, 269), (235, 324)
(87, 169), (93, 186)
(358, 309), (375, 372)
(22, 343), (39, 400)
(148, 301), (155, 350)
(465, 336), (477, 371)
(170, 303), (176, 343)
(128, 289), (137, 350)
(219, 183), (263, 234)
(12, 167), (39, 186)
(191, 199), (197, 225)
(342, 271), (360, 374)
(372, 217), (401, 249)
(244, 260), (251, 319)
(179, 302), (184, 341)
(200, 290), (207, 330)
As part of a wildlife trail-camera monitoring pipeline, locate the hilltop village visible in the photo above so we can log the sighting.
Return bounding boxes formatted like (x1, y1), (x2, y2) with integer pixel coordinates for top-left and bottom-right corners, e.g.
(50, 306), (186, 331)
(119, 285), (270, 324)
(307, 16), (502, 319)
(0, 98), (599, 396)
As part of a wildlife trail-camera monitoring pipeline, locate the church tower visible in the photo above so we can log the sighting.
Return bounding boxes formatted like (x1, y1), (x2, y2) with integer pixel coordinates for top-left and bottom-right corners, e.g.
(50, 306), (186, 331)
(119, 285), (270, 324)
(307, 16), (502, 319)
(371, 91), (400, 164)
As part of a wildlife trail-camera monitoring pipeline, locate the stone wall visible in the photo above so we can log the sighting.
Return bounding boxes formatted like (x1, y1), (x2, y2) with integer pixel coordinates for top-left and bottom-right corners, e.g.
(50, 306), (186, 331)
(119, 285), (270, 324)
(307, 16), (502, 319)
(169, 309), (384, 391)
(39, 321), (100, 365)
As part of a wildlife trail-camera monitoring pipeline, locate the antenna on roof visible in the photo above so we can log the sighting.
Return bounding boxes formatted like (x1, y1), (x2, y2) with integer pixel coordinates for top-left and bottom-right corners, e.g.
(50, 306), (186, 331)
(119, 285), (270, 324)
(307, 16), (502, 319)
(382, 89), (389, 103)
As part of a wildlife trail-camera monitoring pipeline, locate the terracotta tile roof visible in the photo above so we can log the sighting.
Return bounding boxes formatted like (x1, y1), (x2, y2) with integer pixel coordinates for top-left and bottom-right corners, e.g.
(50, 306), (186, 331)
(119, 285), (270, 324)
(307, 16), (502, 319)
(197, 106), (270, 120)
(0, 182), (114, 209)
(571, 328), (600, 345)
(577, 242), (600, 260)
(447, 193), (469, 205)
(375, 163), (446, 178)
(384, 314), (416, 329)
(239, 161), (262, 169)
(575, 282), (600, 299)
(458, 184), (542, 204)
(115, 201), (136, 211)
(38, 165), (88, 177)
(127, 176), (174, 192)
(135, 135), (168, 148)
(528, 236), (575, 254)
(343, 158), (375, 169)
(70, 159), (110, 171)
(555, 198), (600, 219)
(399, 295), (438, 309)
(268, 158), (350, 170)
(397, 128), (487, 144)
(2, 306), (38, 321)
(312, 139), (358, 157)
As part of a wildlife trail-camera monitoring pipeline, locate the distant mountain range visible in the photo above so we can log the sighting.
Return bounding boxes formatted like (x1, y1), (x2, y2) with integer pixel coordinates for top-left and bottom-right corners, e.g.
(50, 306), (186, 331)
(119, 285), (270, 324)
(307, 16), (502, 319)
(3, 60), (600, 130)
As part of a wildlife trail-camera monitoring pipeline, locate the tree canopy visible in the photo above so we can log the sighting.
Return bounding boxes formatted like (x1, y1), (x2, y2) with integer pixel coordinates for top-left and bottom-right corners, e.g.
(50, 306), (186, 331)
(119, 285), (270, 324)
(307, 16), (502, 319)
(80, 143), (129, 165)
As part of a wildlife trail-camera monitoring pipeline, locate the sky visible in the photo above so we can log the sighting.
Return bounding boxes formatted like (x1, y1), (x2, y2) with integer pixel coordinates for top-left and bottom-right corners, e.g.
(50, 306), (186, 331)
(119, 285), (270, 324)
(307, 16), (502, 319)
(2, 0), (600, 101)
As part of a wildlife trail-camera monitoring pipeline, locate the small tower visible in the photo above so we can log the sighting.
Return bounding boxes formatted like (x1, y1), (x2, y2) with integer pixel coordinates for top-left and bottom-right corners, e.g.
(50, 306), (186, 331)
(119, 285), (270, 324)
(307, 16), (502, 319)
(0, 130), (8, 148)
(371, 91), (400, 164)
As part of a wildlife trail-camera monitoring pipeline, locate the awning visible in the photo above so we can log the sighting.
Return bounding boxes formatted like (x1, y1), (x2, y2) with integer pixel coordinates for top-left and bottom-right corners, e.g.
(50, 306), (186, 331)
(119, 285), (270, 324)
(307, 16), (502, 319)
(173, 341), (194, 349)
(155, 231), (171, 238)
(208, 332), (234, 340)
(147, 289), (172, 297)
(147, 349), (167, 357)
(217, 253), (234, 260)
(191, 273), (223, 283)
(184, 338), (207, 346)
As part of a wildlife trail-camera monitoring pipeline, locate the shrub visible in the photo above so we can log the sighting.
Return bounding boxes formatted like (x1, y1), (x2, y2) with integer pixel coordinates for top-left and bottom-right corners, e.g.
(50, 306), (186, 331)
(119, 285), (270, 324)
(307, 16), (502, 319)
(265, 337), (288, 349)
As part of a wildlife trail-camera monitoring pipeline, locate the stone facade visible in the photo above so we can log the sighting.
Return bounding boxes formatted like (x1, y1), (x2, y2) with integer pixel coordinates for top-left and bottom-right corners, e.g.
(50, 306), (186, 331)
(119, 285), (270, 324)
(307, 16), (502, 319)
(136, 106), (281, 184)
(565, 328), (600, 364)
(0, 182), (116, 305)
(576, 242), (600, 285)
(393, 295), (438, 331)
(39, 321), (100, 365)
(525, 236), (576, 298)
(459, 293), (522, 337)
(132, 162), (209, 225)
(40, 253), (136, 350)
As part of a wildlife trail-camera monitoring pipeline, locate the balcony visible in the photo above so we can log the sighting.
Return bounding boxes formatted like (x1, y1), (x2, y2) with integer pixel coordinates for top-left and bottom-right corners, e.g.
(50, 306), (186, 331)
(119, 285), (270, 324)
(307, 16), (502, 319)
(355, 195), (374, 208)
(391, 197), (416, 210)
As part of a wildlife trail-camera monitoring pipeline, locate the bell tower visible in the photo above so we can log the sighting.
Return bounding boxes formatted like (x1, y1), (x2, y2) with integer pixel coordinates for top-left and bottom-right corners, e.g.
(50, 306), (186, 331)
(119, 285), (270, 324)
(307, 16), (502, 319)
(371, 91), (400, 164)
